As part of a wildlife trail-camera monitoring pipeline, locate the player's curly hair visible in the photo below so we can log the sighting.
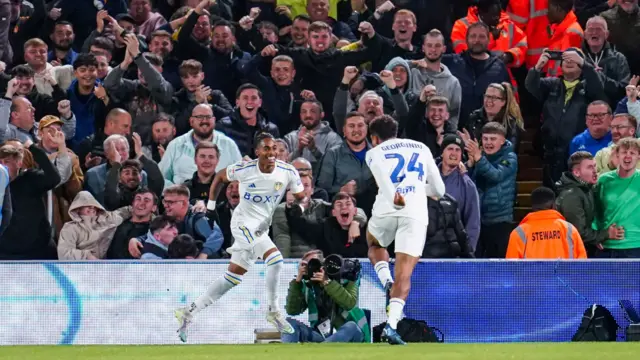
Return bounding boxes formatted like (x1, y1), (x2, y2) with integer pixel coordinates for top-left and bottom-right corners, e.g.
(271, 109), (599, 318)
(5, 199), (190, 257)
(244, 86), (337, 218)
(368, 115), (398, 141)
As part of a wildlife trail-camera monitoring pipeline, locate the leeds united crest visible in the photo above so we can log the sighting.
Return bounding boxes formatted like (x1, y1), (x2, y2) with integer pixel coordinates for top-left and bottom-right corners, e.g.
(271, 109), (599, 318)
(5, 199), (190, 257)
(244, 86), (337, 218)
(274, 182), (283, 191)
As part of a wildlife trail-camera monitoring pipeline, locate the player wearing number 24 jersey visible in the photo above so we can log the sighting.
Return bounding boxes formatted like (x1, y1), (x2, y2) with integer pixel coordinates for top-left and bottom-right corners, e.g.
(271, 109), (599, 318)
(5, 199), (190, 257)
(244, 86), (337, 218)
(364, 115), (445, 346)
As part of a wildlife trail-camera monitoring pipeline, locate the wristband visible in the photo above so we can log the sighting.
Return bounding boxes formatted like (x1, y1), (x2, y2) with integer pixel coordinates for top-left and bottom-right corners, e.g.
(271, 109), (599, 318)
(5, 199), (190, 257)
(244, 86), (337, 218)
(207, 200), (217, 211)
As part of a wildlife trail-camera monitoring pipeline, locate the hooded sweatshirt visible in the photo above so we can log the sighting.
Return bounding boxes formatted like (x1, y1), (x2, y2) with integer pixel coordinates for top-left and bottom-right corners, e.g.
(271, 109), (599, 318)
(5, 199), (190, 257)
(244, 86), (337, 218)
(284, 121), (343, 175)
(440, 164), (481, 250)
(57, 191), (132, 260)
(410, 63), (462, 129)
(383, 57), (414, 98)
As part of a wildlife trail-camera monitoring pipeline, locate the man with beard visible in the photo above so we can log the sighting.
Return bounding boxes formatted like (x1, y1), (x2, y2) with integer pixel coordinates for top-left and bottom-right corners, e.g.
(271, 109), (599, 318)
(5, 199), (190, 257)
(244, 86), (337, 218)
(184, 142), (219, 203)
(442, 22), (510, 131)
(595, 113), (638, 175)
(103, 33), (174, 146)
(601, 0), (640, 77)
(108, 188), (157, 259)
(316, 111), (375, 216)
(362, 9), (423, 72)
(439, 134), (481, 251)
(284, 100), (342, 174)
(410, 29), (462, 129)
(556, 151), (606, 257)
(451, 0), (526, 97)
(261, 20), (379, 125)
(48, 21), (77, 66)
(4, 65), (73, 130)
(128, 0), (167, 40)
(142, 113), (176, 163)
(593, 137), (640, 258)
(172, 59), (233, 136)
(569, 101), (613, 156)
(217, 84), (280, 157)
(103, 131), (164, 211)
(581, 15), (630, 108)
(405, 96), (457, 157)
(159, 104), (241, 185)
(177, 0), (251, 102)
(244, 53), (304, 135)
(147, 30), (181, 92)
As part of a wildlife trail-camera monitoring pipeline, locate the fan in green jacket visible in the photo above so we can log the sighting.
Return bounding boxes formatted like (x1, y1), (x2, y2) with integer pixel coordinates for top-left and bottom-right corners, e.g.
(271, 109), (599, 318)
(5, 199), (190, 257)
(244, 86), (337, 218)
(281, 250), (370, 343)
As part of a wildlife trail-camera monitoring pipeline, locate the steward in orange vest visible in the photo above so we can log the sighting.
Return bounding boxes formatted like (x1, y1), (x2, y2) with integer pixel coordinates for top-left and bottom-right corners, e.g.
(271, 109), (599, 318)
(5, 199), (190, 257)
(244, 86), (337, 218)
(507, 0), (550, 68)
(506, 187), (587, 259)
(545, 0), (583, 77)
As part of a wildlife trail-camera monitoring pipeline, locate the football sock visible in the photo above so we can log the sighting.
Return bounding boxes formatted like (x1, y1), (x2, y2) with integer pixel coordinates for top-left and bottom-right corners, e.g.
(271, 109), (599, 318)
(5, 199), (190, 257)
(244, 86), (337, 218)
(265, 251), (284, 310)
(188, 271), (243, 315)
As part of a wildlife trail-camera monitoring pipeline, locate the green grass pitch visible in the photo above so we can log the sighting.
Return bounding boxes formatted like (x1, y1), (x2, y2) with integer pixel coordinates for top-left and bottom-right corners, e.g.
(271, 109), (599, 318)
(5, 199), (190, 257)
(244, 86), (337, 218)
(1, 343), (639, 360)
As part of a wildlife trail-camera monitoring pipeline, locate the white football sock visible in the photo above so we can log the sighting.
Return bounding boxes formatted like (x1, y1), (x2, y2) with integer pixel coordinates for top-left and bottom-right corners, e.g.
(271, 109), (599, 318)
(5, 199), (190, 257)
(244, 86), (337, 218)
(387, 298), (406, 329)
(189, 271), (243, 315)
(374, 261), (393, 287)
(265, 251), (284, 310)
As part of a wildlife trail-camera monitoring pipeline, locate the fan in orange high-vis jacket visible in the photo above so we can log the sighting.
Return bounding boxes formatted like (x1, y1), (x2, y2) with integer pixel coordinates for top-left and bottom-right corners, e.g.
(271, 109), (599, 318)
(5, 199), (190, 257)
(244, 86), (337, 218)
(506, 187), (587, 259)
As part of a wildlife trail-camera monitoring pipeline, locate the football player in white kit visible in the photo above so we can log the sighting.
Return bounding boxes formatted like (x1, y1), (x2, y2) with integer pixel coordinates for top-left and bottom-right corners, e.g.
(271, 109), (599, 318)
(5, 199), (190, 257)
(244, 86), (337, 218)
(174, 133), (307, 342)
(365, 115), (445, 345)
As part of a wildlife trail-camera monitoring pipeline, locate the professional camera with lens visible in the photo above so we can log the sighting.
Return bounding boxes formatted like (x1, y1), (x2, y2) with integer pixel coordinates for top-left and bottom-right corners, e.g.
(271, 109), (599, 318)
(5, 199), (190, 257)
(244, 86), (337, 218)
(304, 254), (361, 282)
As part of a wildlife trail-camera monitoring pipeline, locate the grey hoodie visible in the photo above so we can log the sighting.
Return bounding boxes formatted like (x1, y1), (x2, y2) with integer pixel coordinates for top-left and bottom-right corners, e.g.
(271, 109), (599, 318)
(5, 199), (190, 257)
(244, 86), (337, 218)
(410, 63), (462, 129)
(284, 121), (343, 174)
(384, 57), (413, 96)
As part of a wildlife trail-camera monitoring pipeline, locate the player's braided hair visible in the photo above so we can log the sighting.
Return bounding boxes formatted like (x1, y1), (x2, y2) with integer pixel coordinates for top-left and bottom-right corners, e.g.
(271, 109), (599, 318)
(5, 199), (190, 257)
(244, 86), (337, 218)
(255, 132), (275, 148)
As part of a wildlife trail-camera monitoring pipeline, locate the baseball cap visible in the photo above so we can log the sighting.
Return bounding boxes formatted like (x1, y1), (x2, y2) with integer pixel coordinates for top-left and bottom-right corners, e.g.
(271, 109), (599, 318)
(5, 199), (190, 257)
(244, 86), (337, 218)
(38, 115), (64, 133)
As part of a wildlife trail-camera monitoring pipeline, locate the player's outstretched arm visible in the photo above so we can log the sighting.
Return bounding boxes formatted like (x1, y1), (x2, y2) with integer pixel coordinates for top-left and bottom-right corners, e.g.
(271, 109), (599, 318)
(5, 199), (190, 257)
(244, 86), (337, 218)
(206, 167), (231, 211)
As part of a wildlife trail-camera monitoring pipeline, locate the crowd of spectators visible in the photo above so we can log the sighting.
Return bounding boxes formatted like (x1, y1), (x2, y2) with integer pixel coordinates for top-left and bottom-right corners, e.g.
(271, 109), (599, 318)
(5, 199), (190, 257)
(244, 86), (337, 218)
(0, 0), (638, 261)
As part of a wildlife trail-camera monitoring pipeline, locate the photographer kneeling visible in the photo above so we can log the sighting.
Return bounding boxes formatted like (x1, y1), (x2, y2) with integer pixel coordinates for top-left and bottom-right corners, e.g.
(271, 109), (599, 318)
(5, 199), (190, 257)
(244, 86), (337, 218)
(282, 250), (370, 343)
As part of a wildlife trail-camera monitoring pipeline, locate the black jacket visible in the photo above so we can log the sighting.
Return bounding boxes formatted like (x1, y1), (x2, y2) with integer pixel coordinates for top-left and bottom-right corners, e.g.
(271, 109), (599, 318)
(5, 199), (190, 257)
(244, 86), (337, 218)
(107, 220), (150, 259)
(555, 172), (606, 257)
(217, 108), (280, 157)
(241, 53), (304, 135)
(25, 87), (67, 124)
(364, 32), (424, 73)
(423, 194), (475, 258)
(184, 171), (213, 204)
(176, 11), (251, 101)
(285, 207), (368, 258)
(172, 88), (233, 136)
(581, 41), (630, 109)
(404, 100), (457, 158)
(442, 52), (511, 130)
(0, 144), (61, 259)
(525, 63), (606, 161)
(273, 40), (380, 125)
(103, 155), (165, 211)
(466, 108), (522, 153)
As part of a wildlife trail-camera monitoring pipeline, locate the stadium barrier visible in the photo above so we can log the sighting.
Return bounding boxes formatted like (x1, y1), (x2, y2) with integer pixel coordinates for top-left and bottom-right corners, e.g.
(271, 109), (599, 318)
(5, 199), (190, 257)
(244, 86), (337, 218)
(1, 260), (639, 345)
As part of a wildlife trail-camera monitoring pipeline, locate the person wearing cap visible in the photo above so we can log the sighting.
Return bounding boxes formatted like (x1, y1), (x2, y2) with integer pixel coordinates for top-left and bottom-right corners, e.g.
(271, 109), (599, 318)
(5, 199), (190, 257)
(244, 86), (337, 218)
(439, 133), (481, 251)
(38, 115), (83, 239)
(526, 47), (606, 187)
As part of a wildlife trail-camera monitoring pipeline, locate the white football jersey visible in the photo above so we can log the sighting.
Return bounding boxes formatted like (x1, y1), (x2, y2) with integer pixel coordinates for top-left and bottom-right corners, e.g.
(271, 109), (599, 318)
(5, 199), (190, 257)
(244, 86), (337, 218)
(227, 159), (304, 231)
(366, 138), (445, 226)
